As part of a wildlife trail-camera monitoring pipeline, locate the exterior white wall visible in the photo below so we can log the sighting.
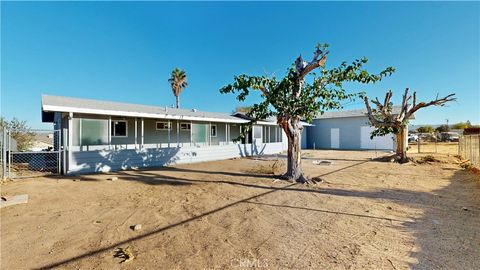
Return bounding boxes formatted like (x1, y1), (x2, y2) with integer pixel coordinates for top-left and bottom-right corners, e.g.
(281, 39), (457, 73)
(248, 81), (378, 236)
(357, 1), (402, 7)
(306, 116), (395, 150)
(55, 112), (289, 175)
(68, 141), (287, 174)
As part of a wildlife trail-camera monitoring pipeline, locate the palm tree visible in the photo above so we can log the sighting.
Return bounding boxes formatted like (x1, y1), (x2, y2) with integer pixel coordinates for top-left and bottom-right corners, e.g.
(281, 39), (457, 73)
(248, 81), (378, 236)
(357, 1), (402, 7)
(168, 68), (188, 108)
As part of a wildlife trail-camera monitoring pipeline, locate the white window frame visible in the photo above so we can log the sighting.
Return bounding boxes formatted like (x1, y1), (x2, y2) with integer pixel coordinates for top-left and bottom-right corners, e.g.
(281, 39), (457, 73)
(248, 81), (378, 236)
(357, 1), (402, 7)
(111, 120), (128, 137)
(156, 121), (171, 131)
(180, 122), (191, 131)
(211, 124), (217, 137)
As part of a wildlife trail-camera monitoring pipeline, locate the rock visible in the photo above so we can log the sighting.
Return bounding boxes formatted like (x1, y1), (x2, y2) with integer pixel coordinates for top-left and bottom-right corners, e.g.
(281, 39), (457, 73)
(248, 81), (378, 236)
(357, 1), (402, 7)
(462, 207), (469, 211)
(432, 219), (441, 225)
(131, 224), (142, 231)
(311, 176), (324, 183)
(108, 177), (118, 181)
(312, 160), (332, 165)
(0, 194), (28, 208)
(386, 206), (392, 210)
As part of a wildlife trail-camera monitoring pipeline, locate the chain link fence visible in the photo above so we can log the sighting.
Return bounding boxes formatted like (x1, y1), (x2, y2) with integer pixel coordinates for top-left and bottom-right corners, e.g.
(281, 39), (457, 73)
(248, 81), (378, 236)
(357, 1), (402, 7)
(1, 129), (62, 179)
(414, 133), (439, 153)
(408, 132), (459, 155)
(459, 135), (480, 168)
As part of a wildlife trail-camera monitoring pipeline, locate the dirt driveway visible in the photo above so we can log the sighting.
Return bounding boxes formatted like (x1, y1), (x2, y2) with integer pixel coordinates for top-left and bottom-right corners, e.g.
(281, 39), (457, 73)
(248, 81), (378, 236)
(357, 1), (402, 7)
(1, 150), (479, 269)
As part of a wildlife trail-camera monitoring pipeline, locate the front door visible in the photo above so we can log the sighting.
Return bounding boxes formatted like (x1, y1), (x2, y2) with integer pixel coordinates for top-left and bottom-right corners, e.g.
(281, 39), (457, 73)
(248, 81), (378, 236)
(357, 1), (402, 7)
(331, 128), (340, 149)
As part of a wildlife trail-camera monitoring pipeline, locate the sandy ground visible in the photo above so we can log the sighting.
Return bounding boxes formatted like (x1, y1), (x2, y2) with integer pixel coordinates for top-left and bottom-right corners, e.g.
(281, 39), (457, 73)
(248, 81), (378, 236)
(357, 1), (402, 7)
(1, 149), (479, 270)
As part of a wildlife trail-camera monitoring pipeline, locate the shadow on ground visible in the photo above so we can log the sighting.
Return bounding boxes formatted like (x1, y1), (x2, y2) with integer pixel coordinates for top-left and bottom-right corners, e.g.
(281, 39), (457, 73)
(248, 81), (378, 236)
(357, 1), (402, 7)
(403, 169), (480, 269)
(36, 158), (479, 269)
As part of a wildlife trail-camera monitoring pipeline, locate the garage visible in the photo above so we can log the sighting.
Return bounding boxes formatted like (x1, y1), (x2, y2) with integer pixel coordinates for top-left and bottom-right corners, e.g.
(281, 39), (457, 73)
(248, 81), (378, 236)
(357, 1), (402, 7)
(306, 108), (404, 150)
(360, 126), (394, 150)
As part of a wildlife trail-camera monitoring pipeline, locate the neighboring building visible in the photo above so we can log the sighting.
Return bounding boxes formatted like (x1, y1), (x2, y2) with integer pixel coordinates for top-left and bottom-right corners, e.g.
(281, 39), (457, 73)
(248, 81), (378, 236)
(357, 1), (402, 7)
(306, 107), (408, 151)
(41, 95), (288, 174)
(0, 129), (18, 151)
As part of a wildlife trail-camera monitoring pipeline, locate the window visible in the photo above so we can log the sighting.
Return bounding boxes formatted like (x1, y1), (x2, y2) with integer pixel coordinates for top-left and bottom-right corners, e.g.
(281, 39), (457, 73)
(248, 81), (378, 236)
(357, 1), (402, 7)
(253, 126), (262, 139)
(211, 125), (217, 137)
(111, 120), (127, 137)
(156, 122), (171, 130)
(73, 118), (108, 146)
(276, 126), (283, 142)
(180, 122), (191, 131)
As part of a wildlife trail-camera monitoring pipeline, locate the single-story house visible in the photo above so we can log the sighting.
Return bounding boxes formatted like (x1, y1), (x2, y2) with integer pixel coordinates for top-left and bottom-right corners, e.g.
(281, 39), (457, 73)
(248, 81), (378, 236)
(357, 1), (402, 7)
(305, 107), (408, 151)
(41, 95), (289, 175)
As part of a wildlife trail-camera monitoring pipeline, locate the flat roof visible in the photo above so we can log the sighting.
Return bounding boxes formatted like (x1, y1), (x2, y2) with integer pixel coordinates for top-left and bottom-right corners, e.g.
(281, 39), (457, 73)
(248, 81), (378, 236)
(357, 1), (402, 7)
(42, 95), (250, 123)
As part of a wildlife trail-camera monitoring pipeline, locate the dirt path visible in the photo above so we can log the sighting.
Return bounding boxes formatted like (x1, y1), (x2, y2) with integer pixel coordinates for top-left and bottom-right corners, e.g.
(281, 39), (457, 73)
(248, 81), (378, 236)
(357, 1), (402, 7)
(1, 150), (479, 269)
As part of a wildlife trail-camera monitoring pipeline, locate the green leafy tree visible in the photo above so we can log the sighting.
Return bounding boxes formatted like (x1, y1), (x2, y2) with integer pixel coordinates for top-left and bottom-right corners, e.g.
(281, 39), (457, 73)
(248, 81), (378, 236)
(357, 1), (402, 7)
(0, 117), (35, 151)
(452, 121), (471, 130)
(364, 89), (455, 163)
(220, 43), (394, 183)
(417, 125), (434, 133)
(168, 68), (188, 108)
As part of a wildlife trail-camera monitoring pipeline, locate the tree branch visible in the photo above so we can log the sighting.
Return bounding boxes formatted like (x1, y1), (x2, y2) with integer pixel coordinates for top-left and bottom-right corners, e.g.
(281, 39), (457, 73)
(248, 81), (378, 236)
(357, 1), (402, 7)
(297, 53), (329, 80)
(405, 93), (456, 119)
(363, 96), (383, 126)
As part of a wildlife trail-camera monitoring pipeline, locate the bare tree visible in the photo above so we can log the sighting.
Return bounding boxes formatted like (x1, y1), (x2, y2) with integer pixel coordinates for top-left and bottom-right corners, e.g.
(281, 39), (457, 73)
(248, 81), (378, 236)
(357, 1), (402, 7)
(363, 88), (456, 162)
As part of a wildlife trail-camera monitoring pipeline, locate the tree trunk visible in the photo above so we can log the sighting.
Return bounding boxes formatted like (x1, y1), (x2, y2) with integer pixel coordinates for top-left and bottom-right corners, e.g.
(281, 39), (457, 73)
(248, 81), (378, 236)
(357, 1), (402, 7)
(395, 127), (408, 163)
(175, 96), (180, 108)
(281, 119), (306, 183)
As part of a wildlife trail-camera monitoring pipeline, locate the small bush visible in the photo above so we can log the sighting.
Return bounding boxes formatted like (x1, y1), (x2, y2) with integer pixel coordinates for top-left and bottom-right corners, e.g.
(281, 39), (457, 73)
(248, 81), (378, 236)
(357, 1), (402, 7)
(248, 159), (285, 175)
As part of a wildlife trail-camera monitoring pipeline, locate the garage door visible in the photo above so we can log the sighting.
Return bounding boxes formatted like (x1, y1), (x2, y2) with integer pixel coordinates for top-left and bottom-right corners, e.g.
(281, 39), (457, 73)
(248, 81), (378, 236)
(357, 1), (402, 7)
(360, 126), (394, 150)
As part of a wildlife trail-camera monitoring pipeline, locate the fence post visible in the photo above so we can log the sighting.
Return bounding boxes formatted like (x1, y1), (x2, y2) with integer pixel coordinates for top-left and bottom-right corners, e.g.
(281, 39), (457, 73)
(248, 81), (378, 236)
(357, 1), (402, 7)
(477, 135), (480, 166)
(2, 130), (6, 179)
(417, 137), (421, 153)
(8, 130), (11, 178)
(470, 136), (473, 163)
(57, 130), (61, 174)
(458, 136), (461, 156)
(63, 129), (67, 175)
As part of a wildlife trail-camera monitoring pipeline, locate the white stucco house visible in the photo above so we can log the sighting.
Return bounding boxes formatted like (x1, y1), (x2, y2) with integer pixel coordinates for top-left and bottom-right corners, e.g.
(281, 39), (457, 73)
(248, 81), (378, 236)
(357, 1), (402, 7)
(41, 95), (289, 175)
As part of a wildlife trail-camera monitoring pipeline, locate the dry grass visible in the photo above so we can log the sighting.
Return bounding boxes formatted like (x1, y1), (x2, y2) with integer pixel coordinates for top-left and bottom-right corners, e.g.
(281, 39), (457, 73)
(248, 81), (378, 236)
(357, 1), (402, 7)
(414, 155), (443, 164)
(247, 158), (286, 175)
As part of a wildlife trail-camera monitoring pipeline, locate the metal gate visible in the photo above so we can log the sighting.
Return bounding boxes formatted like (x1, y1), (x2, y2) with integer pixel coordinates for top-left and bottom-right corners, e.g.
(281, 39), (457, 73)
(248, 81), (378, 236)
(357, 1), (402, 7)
(1, 129), (62, 179)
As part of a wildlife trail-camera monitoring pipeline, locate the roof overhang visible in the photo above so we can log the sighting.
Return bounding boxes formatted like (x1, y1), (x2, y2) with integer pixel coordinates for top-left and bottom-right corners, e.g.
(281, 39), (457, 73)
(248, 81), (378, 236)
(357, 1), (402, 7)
(42, 105), (250, 124)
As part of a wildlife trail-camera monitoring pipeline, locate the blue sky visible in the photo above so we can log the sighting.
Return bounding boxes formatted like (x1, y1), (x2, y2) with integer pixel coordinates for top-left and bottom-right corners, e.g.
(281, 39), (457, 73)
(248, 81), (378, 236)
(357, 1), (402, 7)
(1, 1), (479, 129)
